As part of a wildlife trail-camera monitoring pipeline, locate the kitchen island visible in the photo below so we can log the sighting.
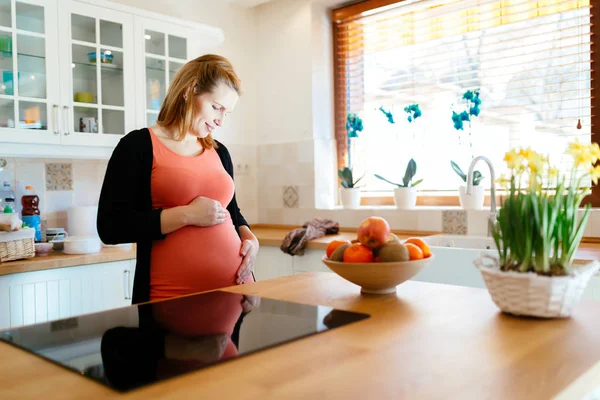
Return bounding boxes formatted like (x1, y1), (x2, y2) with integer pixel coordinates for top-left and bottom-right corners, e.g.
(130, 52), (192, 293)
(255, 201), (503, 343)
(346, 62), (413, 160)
(0, 272), (599, 399)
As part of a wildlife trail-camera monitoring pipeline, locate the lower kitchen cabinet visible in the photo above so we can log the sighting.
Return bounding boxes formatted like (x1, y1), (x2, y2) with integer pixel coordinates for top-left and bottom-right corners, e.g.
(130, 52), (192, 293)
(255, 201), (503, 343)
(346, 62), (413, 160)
(255, 246), (327, 281)
(0, 260), (136, 330)
(254, 246), (293, 281)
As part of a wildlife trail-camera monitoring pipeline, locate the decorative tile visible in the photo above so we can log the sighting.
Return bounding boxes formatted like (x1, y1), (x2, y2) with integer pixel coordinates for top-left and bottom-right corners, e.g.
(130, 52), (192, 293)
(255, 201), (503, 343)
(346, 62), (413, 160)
(282, 186), (299, 208)
(442, 210), (467, 235)
(46, 163), (73, 191)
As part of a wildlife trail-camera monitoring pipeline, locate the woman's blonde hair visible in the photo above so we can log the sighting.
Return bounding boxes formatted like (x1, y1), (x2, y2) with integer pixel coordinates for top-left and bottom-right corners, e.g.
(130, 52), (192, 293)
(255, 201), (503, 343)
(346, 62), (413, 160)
(156, 54), (242, 148)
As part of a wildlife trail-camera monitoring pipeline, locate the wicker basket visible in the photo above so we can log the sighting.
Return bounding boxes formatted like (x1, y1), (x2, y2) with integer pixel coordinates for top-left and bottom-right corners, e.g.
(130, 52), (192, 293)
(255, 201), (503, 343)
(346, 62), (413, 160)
(0, 228), (35, 263)
(474, 254), (600, 318)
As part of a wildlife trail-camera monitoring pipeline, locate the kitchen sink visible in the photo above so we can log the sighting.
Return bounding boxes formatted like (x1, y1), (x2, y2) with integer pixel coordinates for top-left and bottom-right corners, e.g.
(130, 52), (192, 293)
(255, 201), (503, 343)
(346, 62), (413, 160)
(411, 234), (498, 289)
(423, 234), (496, 250)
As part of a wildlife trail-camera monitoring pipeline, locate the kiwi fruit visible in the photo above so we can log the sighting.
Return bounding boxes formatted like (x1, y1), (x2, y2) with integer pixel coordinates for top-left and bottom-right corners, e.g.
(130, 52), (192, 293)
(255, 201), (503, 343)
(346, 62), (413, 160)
(378, 243), (410, 262)
(330, 243), (351, 262)
(387, 233), (401, 244)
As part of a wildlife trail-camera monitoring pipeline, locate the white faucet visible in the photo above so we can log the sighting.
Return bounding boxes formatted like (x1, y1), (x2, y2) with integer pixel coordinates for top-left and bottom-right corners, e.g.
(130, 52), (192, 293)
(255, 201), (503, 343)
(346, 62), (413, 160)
(466, 156), (497, 237)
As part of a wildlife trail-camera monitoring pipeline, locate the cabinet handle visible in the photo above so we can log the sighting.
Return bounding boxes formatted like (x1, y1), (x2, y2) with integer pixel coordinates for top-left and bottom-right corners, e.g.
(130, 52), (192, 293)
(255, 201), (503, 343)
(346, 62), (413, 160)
(62, 106), (70, 135)
(123, 270), (131, 300)
(52, 104), (59, 135)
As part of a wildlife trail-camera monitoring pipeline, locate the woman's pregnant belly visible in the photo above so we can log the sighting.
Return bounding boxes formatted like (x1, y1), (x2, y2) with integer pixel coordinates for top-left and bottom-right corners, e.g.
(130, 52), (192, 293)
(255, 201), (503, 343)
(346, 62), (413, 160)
(150, 219), (243, 300)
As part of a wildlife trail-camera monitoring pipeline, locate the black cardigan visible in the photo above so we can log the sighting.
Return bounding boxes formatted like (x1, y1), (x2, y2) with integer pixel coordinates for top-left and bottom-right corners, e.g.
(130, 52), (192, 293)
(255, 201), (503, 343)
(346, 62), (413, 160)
(97, 128), (249, 304)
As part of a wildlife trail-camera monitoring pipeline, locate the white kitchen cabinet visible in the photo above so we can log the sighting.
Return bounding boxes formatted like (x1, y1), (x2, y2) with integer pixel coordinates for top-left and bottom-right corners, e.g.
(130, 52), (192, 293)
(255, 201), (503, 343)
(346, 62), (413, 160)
(0, 259), (136, 330)
(134, 16), (209, 128)
(292, 248), (329, 275)
(57, 0), (135, 147)
(0, 0), (223, 159)
(255, 246), (293, 281)
(0, 0), (61, 146)
(255, 246), (330, 281)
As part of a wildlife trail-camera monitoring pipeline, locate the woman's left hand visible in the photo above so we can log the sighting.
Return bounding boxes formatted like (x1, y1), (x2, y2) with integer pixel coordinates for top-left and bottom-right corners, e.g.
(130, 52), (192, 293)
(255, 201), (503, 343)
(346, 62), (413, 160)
(236, 238), (259, 284)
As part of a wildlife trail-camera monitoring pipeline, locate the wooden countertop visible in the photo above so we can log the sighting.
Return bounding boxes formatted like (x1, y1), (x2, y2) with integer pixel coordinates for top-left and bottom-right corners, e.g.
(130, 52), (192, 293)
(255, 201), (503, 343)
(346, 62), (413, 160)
(254, 226), (600, 261)
(253, 226), (437, 248)
(1, 273), (600, 399)
(0, 246), (136, 276)
(2, 225), (599, 276)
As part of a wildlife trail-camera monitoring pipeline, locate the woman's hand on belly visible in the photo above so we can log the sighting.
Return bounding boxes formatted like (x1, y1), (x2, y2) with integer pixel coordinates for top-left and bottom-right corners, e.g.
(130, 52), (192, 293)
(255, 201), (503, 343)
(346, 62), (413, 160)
(235, 238), (259, 285)
(184, 195), (228, 227)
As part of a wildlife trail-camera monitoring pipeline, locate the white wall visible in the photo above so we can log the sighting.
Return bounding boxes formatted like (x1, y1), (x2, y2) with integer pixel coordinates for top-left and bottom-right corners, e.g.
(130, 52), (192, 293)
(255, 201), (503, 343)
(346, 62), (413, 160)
(255, 0), (338, 221)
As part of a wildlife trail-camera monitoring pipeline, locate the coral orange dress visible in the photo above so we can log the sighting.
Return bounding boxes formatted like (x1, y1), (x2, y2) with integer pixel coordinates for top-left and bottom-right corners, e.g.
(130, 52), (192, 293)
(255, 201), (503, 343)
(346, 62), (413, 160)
(149, 129), (248, 300)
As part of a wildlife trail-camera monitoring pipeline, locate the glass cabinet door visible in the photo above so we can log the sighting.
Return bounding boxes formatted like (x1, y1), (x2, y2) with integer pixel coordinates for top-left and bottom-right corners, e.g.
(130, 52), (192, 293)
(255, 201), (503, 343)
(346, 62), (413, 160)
(0, 0), (60, 144)
(59, 1), (133, 146)
(142, 27), (188, 126)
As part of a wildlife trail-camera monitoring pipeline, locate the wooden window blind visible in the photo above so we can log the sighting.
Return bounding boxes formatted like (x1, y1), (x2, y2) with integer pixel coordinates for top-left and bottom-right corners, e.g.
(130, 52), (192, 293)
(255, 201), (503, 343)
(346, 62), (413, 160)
(333, 0), (597, 201)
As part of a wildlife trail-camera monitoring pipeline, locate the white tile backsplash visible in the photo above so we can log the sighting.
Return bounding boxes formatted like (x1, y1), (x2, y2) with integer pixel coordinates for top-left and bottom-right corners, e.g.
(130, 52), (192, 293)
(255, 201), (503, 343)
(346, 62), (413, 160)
(467, 210), (489, 236)
(418, 210), (443, 232)
(45, 190), (74, 228)
(0, 157), (106, 230)
(73, 160), (100, 207)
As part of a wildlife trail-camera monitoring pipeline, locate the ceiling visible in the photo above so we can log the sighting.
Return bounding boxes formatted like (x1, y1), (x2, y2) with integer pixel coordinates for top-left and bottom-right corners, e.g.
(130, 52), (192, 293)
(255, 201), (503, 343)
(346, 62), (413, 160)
(224, 0), (351, 9)
(223, 0), (275, 8)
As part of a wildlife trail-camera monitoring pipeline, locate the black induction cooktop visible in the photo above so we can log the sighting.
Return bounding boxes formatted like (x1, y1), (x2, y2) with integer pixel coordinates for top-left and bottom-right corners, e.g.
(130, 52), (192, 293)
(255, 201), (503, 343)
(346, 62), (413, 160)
(0, 290), (369, 392)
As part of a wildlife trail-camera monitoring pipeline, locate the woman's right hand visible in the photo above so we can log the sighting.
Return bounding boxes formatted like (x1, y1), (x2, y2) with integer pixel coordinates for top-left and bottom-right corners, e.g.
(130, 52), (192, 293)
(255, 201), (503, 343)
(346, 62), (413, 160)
(185, 195), (228, 227)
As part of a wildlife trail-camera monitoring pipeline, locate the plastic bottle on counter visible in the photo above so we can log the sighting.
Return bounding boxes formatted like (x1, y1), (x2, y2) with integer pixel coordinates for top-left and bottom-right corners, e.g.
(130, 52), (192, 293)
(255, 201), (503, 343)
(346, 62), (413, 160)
(21, 185), (41, 241)
(0, 181), (15, 212)
(3, 197), (15, 214)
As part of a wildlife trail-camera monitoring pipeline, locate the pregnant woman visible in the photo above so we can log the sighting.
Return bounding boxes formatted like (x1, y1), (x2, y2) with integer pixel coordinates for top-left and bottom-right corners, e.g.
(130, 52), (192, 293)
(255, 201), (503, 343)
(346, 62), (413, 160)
(97, 54), (258, 304)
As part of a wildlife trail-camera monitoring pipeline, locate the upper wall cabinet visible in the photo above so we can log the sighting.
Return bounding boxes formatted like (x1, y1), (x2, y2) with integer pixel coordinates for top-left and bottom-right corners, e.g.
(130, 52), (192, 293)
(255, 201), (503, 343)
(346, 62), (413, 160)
(58, 0), (135, 148)
(0, 0), (61, 146)
(0, 0), (223, 159)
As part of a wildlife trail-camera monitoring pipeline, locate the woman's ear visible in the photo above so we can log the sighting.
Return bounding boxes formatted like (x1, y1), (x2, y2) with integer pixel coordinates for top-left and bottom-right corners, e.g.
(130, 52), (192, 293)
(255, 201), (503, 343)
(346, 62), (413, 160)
(183, 87), (189, 101)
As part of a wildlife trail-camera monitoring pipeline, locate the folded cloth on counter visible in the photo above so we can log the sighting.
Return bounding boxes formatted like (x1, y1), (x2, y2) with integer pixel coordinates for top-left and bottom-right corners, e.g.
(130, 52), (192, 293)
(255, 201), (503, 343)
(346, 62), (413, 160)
(280, 218), (339, 256)
(0, 213), (21, 232)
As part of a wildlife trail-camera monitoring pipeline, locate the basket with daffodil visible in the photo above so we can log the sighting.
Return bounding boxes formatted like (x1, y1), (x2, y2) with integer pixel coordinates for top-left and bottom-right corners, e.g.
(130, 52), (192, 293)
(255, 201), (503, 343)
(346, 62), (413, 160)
(474, 142), (600, 318)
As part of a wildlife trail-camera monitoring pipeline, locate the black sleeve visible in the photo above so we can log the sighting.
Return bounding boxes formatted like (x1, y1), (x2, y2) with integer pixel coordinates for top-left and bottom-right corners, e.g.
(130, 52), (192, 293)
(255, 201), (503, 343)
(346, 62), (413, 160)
(97, 132), (166, 245)
(218, 142), (250, 232)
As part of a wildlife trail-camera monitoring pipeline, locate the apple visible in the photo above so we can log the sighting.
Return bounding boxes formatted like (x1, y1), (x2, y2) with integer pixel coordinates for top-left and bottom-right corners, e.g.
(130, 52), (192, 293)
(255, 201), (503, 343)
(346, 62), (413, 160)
(357, 216), (391, 249)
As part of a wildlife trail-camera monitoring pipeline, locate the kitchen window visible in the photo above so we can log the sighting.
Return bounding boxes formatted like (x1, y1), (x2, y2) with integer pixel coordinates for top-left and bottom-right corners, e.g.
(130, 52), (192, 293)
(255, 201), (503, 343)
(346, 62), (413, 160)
(332, 0), (598, 206)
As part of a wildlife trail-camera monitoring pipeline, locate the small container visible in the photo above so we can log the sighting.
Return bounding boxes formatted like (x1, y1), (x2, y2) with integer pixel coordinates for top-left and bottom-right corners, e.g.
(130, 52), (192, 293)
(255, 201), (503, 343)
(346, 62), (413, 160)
(74, 92), (93, 103)
(34, 242), (53, 257)
(46, 227), (67, 251)
(62, 236), (101, 255)
(87, 51), (113, 64)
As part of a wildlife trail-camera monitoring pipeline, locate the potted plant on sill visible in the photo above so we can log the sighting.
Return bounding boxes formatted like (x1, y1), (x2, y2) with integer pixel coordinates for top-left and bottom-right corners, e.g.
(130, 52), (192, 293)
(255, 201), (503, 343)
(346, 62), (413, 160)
(451, 161), (485, 209)
(338, 167), (363, 209)
(475, 143), (600, 318)
(374, 158), (422, 209)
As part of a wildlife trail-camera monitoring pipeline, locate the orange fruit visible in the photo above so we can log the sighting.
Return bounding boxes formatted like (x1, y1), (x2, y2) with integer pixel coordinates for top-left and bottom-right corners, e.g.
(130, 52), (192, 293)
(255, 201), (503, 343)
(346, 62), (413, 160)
(343, 243), (374, 263)
(326, 240), (351, 259)
(404, 237), (431, 258)
(404, 243), (424, 260)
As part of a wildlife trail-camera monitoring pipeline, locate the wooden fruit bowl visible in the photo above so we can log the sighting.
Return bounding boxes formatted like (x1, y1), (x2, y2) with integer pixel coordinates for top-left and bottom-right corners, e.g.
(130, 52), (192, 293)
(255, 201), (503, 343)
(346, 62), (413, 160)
(321, 254), (435, 294)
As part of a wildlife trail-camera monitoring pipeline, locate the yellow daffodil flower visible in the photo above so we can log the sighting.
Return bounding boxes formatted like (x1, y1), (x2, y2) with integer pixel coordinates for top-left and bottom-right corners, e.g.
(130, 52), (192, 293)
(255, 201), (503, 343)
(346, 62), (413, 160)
(589, 164), (600, 185)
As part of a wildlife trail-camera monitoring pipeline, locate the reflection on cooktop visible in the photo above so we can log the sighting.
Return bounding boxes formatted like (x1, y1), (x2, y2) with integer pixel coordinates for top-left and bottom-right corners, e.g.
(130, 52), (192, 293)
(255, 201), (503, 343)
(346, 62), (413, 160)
(0, 291), (369, 392)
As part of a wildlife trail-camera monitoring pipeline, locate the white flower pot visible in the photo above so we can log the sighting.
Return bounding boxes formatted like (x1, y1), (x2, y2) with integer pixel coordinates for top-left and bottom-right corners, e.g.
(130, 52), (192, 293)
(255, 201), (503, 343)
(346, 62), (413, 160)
(474, 255), (600, 318)
(459, 185), (484, 210)
(340, 188), (361, 209)
(394, 187), (417, 209)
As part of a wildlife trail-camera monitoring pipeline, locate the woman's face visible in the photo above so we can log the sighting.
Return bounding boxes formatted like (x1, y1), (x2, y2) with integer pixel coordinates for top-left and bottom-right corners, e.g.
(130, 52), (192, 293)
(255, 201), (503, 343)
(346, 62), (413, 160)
(190, 82), (239, 138)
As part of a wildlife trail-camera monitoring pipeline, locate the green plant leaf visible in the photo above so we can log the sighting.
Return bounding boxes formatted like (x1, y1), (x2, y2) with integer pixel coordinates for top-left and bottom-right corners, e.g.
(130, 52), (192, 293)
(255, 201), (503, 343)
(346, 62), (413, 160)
(403, 159), (416, 187)
(472, 171), (484, 186)
(450, 161), (467, 182)
(410, 178), (423, 187)
(374, 174), (403, 187)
